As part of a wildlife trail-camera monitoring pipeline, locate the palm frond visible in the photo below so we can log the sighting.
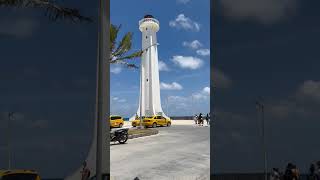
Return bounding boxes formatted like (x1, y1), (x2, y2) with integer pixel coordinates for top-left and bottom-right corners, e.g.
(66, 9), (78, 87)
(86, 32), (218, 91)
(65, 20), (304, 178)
(0, 0), (92, 22)
(113, 50), (143, 61)
(111, 60), (139, 69)
(110, 24), (121, 52)
(112, 32), (132, 57)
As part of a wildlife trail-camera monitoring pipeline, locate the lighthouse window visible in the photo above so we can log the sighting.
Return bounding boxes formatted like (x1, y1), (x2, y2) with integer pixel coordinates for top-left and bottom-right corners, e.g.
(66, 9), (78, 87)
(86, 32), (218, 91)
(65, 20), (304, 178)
(146, 28), (148, 30)
(146, 79), (148, 82)
(146, 36), (148, 39)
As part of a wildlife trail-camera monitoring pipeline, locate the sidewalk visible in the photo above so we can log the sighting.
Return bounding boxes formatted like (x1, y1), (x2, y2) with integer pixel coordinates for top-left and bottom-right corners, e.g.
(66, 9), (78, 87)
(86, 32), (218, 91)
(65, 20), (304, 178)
(123, 120), (210, 127)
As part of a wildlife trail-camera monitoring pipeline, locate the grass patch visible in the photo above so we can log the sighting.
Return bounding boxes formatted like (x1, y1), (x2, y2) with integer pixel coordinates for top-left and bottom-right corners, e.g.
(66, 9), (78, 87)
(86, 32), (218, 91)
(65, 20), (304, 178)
(128, 128), (158, 135)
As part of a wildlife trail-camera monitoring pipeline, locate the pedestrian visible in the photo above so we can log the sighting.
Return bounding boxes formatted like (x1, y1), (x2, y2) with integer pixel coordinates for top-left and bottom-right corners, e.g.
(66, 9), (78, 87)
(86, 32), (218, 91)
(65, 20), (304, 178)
(284, 163), (294, 180)
(270, 168), (281, 180)
(315, 161), (320, 180)
(308, 163), (316, 180)
(81, 161), (91, 180)
(292, 164), (300, 180)
(205, 113), (209, 125)
(194, 114), (198, 125)
(198, 113), (203, 126)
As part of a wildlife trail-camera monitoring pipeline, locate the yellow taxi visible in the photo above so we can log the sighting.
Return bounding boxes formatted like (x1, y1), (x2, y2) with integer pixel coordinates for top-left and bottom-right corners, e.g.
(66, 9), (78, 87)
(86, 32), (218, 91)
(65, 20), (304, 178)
(0, 169), (41, 180)
(110, 115), (124, 128)
(131, 116), (145, 127)
(143, 115), (171, 128)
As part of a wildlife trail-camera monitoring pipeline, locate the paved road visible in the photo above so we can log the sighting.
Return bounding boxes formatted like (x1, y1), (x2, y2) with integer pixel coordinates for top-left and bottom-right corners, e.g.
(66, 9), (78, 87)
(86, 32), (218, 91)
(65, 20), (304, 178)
(110, 124), (210, 180)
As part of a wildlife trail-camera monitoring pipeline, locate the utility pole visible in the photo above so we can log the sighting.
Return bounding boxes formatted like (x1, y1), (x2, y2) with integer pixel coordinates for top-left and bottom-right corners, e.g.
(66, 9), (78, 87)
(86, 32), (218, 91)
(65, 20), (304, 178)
(7, 112), (14, 170)
(167, 96), (170, 117)
(256, 100), (267, 180)
(138, 53), (143, 130)
(96, 0), (109, 179)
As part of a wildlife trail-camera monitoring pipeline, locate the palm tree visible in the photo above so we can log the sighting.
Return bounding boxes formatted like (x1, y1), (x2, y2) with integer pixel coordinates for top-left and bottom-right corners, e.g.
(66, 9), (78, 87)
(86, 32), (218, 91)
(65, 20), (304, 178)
(0, 0), (92, 22)
(110, 24), (142, 68)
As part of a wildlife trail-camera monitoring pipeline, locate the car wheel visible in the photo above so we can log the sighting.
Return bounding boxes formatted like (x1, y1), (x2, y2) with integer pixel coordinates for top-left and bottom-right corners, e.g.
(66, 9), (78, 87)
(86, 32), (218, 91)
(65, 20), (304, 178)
(167, 122), (171, 127)
(152, 122), (157, 128)
(119, 123), (123, 128)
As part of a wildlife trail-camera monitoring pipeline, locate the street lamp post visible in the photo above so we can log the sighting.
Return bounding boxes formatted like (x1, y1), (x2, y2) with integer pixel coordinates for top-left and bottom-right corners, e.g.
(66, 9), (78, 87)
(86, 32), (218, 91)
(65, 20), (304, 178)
(7, 112), (14, 170)
(138, 55), (143, 129)
(166, 96), (169, 117)
(139, 83), (143, 129)
(256, 100), (267, 180)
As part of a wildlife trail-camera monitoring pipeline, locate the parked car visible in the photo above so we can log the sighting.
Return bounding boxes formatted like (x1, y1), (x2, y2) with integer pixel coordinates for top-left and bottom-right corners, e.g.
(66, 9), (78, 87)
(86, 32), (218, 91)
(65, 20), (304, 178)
(143, 115), (171, 128)
(110, 115), (124, 128)
(0, 169), (41, 180)
(131, 116), (145, 127)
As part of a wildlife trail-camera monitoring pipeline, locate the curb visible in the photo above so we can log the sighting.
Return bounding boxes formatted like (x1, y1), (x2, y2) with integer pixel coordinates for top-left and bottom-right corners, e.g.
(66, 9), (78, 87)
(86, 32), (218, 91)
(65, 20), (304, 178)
(128, 129), (159, 139)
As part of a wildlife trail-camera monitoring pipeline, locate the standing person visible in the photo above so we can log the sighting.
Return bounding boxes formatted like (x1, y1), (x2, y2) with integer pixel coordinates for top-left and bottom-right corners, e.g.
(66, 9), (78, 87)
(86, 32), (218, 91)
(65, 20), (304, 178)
(284, 163), (294, 180)
(205, 113), (209, 125)
(308, 163), (316, 180)
(194, 114), (198, 125)
(270, 168), (281, 180)
(81, 161), (91, 180)
(198, 113), (203, 126)
(292, 164), (300, 180)
(315, 161), (320, 180)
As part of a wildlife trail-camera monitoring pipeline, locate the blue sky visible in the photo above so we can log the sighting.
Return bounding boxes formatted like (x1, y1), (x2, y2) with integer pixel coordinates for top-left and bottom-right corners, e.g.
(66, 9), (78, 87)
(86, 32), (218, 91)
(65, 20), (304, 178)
(110, 0), (210, 117)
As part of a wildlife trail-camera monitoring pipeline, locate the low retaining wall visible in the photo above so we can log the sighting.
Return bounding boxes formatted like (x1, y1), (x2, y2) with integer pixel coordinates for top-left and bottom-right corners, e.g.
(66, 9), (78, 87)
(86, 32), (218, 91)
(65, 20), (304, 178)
(128, 129), (159, 139)
(123, 116), (194, 121)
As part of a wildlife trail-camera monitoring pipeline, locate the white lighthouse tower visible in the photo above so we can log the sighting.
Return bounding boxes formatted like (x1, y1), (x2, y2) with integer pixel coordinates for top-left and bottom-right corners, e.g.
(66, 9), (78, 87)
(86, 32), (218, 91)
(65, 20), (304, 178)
(131, 15), (168, 120)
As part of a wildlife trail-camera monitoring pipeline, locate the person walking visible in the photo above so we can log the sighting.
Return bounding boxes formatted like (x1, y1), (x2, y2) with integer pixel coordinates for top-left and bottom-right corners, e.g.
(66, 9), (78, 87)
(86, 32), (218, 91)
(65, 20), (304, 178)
(284, 163), (294, 180)
(205, 113), (209, 125)
(194, 114), (198, 125)
(315, 161), (320, 180)
(308, 163), (316, 180)
(292, 164), (300, 180)
(198, 113), (203, 126)
(270, 168), (281, 180)
(81, 161), (91, 180)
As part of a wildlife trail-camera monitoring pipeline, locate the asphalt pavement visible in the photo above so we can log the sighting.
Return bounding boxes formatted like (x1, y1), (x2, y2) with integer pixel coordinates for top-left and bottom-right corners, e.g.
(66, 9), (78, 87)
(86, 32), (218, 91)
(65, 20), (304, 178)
(110, 122), (210, 180)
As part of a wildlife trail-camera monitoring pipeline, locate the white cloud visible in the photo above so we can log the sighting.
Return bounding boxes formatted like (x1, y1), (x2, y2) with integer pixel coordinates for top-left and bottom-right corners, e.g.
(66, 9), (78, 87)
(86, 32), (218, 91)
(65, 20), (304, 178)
(182, 40), (202, 49)
(177, 0), (191, 4)
(160, 82), (183, 90)
(169, 14), (200, 32)
(202, 87), (210, 95)
(0, 17), (38, 38)
(110, 66), (122, 74)
(29, 120), (49, 129)
(158, 61), (170, 71)
(212, 68), (232, 89)
(167, 95), (189, 110)
(168, 95), (188, 102)
(172, 55), (203, 70)
(196, 49), (210, 56)
(219, 0), (297, 24)
(192, 87), (210, 101)
(296, 80), (320, 102)
(112, 96), (126, 103)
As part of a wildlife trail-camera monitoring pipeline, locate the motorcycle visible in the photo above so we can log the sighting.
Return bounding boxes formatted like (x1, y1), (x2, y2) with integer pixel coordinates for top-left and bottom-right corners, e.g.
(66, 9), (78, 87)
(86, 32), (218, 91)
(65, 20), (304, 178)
(110, 128), (129, 144)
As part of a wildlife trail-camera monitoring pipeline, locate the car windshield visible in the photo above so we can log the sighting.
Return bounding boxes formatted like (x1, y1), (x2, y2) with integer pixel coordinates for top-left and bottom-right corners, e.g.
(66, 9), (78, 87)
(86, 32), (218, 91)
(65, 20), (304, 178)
(2, 174), (38, 180)
(110, 116), (120, 120)
(146, 116), (154, 118)
(136, 116), (145, 119)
